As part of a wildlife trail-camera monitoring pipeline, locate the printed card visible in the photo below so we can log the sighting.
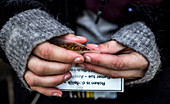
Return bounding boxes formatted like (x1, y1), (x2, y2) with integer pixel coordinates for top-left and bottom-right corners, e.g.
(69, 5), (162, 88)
(57, 67), (124, 92)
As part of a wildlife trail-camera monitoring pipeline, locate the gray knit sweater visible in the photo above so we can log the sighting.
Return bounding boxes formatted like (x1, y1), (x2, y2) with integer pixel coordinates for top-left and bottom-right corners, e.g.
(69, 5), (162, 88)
(0, 9), (160, 89)
(0, 9), (74, 88)
(112, 22), (161, 85)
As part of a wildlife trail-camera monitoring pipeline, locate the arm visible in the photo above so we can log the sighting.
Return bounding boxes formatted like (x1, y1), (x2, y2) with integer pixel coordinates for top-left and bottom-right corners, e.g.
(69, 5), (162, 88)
(121, 1), (170, 68)
(0, 0), (43, 61)
(0, 8), (74, 88)
(0, 1), (85, 96)
(79, 22), (160, 85)
(111, 22), (161, 84)
(78, 2), (170, 85)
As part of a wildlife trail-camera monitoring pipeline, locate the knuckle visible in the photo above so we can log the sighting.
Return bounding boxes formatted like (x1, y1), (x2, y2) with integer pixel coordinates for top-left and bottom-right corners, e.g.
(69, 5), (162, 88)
(59, 50), (71, 63)
(137, 53), (149, 68)
(110, 40), (117, 44)
(39, 44), (51, 59)
(111, 41), (120, 47)
(63, 51), (76, 63)
(105, 43), (112, 50)
(142, 60), (149, 68)
(33, 64), (45, 75)
(25, 74), (35, 86)
(92, 54), (101, 66)
(95, 56), (100, 65)
(63, 53), (70, 62)
(111, 57), (123, 70)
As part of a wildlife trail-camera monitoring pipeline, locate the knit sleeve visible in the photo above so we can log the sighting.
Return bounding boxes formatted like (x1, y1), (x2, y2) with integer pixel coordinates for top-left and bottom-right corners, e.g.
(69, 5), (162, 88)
(0, 9), (74, 89)
(111, 21), (161, 85)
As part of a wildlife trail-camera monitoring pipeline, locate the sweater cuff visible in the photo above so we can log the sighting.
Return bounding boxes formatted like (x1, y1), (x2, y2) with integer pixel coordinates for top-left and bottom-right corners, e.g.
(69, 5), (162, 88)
(0, 9), (74, 90)
(111, 22), (161, 85)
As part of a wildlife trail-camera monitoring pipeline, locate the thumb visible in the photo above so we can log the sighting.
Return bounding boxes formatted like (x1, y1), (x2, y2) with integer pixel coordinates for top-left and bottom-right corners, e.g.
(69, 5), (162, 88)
(86, 40), (126, 54)
(59, 34), (87, 44)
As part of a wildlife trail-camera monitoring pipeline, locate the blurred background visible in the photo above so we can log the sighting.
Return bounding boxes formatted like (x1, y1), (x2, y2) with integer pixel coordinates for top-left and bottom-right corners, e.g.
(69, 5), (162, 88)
(0, 58), (14, 104)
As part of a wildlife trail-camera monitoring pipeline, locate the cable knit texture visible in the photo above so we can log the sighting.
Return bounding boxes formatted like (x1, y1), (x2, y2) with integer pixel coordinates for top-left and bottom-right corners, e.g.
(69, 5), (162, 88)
(111, 22), (161, 85)
(0, 9), (74, 89)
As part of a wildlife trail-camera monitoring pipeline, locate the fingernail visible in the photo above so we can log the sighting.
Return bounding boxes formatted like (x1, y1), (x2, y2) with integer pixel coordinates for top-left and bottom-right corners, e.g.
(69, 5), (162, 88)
(85, 56), (91, 62)
(87, 44), (99, 50)
(74, 57), (83, 63)
(64, 73), (71, 81)
(78, 64), (85, 69)
(93, 44), (99, 48)
(76, 36), (84, 39)
(53, 93), (62, 97)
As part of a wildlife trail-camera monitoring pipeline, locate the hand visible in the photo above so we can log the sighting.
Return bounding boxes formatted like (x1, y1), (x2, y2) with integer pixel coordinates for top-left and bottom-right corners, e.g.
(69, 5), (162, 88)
(78, 40), (148, 80)
(24, 34), (87, 97)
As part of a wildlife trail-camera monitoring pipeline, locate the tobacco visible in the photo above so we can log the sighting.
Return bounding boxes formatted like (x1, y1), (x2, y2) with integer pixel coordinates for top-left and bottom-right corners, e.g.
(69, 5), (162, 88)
(57, 43), (90, 51)
(48, 38), (90, 51)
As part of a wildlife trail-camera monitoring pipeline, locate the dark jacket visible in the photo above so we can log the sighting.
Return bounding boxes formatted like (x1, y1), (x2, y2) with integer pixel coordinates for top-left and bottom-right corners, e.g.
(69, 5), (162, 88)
(0, 0), (170, 68)
(0, 0), (170, 104)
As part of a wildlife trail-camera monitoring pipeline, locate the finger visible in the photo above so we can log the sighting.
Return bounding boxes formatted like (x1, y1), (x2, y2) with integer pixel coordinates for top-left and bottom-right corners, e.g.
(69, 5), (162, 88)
(59, 34), (88, 44)
(30, 86), (62, 97)
(24, 70), (72, 87)
(78, 63), (145, 78)
(83, 52), (148, 70)
(86, 40), (126, 54)
(28, 55), (72, 75)
(33, 42), (84, 63)
(84, 53), (124, 70)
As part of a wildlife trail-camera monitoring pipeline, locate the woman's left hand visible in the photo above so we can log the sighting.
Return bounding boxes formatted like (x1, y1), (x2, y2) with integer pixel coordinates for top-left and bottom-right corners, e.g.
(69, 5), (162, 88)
(78, 40), (149, 80)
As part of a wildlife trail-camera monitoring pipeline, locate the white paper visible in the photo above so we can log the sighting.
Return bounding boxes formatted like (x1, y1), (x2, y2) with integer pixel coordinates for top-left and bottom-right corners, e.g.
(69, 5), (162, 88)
(57, 67), (124, 92)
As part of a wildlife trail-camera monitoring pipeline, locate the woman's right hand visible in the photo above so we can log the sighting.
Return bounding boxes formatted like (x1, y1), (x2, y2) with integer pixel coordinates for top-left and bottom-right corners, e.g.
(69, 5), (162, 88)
(24, 34), (87, 97)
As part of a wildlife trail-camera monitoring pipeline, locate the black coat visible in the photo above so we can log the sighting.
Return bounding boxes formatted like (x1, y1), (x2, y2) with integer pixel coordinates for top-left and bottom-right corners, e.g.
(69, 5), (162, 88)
(0, 0), (170, 104)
